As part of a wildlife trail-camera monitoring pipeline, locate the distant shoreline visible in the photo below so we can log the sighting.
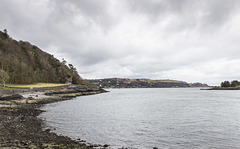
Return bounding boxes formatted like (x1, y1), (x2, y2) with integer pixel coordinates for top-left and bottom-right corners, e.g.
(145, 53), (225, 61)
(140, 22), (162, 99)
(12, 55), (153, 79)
(88, 78), (209, 88)
(206, 87), (240, 90)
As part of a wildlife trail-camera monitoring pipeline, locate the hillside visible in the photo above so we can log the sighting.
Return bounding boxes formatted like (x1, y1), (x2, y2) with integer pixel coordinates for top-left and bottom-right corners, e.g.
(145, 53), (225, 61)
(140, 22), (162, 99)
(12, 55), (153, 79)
(89, 78), (209, 88)
(0, 30), (82, 84)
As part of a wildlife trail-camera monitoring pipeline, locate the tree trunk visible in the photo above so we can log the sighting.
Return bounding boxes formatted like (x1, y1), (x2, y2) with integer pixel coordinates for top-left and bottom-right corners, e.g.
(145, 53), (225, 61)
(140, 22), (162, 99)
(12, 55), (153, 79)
(2, 80), (5, 87)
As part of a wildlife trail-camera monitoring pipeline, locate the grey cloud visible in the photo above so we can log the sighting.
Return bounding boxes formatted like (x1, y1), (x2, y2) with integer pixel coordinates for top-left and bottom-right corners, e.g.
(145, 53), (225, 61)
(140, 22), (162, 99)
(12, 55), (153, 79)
(49, 0), (116, 29)
(203, 0), (239, 24)
(126, 0), (240, 32)
(1, 0), (240, 85)
(127, 0), (188, 16)
(198, 0), (240, 33)
(65, 48), (113, 66)
(0, 0), (54, 46)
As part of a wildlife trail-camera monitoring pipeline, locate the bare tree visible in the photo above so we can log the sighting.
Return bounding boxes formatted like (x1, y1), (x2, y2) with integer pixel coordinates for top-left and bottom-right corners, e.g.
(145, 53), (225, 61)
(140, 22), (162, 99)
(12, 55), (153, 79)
(0, 69), (9, 87)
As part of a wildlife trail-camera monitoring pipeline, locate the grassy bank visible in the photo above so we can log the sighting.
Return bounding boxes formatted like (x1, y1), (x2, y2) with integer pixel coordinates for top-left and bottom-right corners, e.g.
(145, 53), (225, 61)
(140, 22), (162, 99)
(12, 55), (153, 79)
(5, 83), (67, 88)
(0, 86), (15, 90)
(211, 86), (240, 90)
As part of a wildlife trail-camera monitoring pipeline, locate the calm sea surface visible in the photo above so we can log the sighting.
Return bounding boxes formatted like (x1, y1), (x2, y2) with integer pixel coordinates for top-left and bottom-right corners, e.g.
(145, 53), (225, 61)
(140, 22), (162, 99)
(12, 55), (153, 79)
(39, 88), (240, 148)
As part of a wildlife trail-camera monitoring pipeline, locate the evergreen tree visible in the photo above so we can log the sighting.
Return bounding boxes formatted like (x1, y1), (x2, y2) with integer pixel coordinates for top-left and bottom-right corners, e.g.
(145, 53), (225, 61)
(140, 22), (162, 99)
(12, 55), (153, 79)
(231, 80), (240, 87)
(3, 29), (9, 39)
(221, 81), (231, 87)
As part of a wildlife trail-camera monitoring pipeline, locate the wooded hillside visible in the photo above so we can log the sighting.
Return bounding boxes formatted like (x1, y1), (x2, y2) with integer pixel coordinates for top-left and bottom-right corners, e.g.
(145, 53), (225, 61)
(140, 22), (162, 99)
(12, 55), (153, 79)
(0, 30), (82, 84)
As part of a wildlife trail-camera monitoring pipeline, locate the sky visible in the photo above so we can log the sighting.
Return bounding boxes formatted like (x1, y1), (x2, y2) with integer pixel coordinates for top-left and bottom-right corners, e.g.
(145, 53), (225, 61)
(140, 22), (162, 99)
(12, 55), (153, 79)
(1, 0), (240, 85)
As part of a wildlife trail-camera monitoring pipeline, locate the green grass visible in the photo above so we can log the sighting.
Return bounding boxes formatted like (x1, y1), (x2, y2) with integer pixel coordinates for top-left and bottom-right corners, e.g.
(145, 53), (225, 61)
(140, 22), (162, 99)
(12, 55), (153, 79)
(0, 86), (15, 90)
(6, 83), (67, 88)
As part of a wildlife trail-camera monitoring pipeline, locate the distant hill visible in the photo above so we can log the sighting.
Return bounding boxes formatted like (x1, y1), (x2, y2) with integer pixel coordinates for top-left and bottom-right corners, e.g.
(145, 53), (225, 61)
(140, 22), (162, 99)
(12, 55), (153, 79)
(89, 78), (209, 88)
(189, 82), (209, 87)
(0, 30), (82, 84)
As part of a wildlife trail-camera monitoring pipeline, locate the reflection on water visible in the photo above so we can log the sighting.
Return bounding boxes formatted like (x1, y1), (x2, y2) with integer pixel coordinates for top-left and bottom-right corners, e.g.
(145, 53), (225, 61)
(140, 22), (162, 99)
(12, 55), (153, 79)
(40, 88), (240, 148)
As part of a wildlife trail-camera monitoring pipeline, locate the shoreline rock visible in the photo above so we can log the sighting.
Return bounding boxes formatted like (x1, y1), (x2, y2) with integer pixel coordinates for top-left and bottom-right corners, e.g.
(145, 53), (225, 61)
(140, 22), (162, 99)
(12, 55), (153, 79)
(0, 94), (23, 101)
(0, 105), (92, 148)
(0, 84), (108, 105)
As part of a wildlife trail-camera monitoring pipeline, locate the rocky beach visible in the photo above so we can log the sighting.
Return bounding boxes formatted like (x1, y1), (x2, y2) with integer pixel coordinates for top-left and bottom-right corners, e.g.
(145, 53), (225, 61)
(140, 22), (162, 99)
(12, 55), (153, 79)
(0, 85), (108, 148)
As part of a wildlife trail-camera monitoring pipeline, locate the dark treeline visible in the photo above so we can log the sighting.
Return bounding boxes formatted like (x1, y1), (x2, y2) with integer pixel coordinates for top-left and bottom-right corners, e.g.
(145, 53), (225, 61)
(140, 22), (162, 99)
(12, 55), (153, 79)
(221, 80), (240, 88)
(0, 30), (82, 84)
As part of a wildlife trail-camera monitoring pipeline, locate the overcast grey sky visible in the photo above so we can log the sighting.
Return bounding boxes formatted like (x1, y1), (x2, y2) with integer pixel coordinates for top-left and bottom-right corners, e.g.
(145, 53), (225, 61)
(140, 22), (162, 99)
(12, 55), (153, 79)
(1, 0), (240, 85)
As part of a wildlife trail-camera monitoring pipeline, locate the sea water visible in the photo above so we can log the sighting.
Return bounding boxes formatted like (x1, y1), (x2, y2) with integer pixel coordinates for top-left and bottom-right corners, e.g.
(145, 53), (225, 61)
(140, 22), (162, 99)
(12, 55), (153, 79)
(39, 88), (240, 148)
